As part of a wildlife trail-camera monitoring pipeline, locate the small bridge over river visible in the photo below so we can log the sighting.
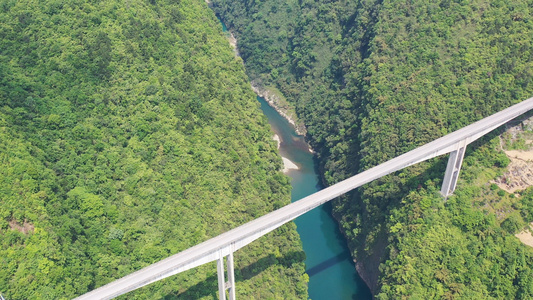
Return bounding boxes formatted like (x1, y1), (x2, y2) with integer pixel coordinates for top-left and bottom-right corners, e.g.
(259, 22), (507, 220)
(77, 97), (533, 300)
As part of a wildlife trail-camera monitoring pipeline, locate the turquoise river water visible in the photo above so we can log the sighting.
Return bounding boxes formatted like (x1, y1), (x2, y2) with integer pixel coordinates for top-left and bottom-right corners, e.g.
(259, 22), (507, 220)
(216, 14), (370, 299)
(257, 97), (371, 299)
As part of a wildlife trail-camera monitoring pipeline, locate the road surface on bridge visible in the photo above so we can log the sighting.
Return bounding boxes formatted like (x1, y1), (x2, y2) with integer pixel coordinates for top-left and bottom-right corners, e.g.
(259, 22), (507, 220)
(76, 96), (533, 300)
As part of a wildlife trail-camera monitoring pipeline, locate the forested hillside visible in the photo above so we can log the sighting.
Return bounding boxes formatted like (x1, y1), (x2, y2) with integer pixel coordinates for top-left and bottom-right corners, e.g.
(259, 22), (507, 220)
(0, 0), (308, 299)
(213, 0), (533, 298)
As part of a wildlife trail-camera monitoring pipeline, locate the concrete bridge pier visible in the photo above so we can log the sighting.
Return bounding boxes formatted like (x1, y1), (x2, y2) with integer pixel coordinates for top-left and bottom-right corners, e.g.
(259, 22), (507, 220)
(72, 97), (533, 300)
(440, 139), (468, 198)
(217, 250), (236, 300)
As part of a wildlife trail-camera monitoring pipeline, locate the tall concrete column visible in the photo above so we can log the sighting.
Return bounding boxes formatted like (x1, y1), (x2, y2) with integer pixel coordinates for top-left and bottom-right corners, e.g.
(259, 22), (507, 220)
(217, 255), (226, 300)
(216, 250), (236, 300)
(441, 139), (467, 198)
(227, 252), (236, 300)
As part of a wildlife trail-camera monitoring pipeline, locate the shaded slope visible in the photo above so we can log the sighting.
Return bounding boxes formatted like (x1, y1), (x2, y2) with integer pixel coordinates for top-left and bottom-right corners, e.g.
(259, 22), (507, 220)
(213, 0), (533, 297)
(0, 0), (307, 298)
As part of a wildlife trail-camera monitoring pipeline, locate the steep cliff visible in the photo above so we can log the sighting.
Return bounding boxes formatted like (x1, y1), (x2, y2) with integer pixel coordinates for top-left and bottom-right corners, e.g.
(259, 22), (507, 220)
(0, 1), (307, 298)
(213, 0), (533, 297)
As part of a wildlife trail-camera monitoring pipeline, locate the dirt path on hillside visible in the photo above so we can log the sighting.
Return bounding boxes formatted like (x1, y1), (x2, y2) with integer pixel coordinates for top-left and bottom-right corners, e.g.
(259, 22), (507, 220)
(516, 223), (533, 248)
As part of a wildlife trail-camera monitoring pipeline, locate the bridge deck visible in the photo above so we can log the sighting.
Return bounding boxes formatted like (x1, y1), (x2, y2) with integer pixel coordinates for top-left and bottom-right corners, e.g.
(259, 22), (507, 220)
(76, 96), (533, 300)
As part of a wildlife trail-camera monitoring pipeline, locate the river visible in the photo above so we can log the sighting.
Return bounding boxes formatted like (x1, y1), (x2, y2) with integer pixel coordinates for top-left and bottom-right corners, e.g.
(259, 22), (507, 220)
(257, 97), (371, 299)
(216, 14), (370, 299)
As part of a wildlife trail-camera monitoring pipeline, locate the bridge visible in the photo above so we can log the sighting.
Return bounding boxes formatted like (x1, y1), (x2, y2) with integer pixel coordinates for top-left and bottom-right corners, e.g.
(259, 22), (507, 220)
(76, 97), (533, 300)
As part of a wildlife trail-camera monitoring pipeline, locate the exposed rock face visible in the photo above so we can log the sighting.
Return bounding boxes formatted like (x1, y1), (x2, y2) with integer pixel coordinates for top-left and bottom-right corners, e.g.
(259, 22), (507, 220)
(516, 224), (533, 248)
(355, 231), (388, 295)
(250, 81), (307, 136)
(493, 117), (533, 249)
(495, 152), (533, 193)
(494, 116), (533, 193)
(9, 219), (34, 235)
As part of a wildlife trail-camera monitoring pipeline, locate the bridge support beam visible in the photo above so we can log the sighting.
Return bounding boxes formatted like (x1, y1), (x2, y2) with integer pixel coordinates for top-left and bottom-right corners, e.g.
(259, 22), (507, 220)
(227, 251), (236, 300)
(217, 255), (225, 300)
(441, 139), (467, 198)
(217, 251), (236, 300)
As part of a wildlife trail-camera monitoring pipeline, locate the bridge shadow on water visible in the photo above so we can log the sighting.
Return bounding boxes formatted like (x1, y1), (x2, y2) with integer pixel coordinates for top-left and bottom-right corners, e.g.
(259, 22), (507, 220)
(305, 250), (351, 277)
(164, 250), (306, 299)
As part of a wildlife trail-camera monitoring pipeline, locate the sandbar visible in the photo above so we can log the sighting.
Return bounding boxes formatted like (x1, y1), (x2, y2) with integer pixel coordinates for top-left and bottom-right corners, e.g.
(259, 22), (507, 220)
(282, 157), (299, 173)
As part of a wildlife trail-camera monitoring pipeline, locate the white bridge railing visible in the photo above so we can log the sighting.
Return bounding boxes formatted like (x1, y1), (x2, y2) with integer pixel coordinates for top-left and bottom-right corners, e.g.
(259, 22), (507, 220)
(76, 97), (533, 300)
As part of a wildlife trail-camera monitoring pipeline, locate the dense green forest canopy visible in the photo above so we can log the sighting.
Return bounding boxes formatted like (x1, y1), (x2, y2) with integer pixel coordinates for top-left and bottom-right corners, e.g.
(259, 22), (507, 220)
(213, 0), (533, 298)
(0, 0), (308, 299)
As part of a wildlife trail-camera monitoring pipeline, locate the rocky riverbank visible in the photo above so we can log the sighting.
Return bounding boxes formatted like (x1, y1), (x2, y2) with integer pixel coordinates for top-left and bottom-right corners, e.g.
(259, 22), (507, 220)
(250, 82), (307, 136)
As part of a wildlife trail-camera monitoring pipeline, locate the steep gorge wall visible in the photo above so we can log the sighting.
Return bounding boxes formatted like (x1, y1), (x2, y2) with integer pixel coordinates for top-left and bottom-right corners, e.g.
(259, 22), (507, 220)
(0, 1), (308, 298)
(213, 0), (533, 297)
